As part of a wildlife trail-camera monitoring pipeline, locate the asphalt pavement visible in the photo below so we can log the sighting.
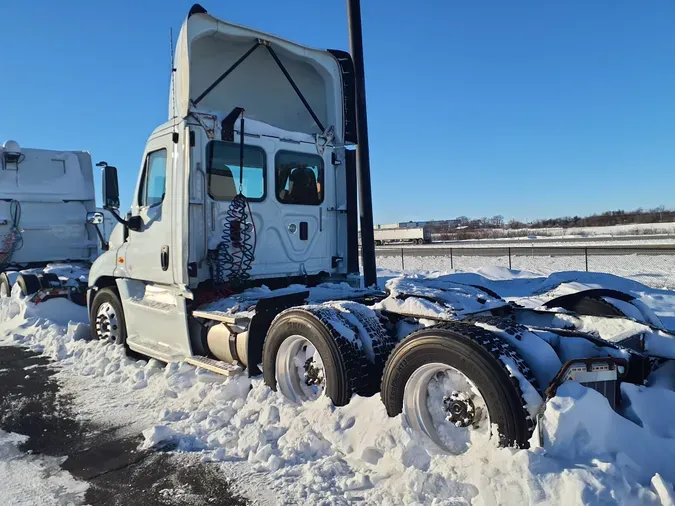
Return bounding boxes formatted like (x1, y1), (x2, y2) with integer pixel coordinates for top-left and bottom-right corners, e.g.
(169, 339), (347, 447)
(0, 345), (248, 506)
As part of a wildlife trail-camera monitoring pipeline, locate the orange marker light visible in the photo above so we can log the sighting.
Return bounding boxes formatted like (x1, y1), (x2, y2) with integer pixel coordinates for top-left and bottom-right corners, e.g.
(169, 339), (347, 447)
(118, 257), (124, 264)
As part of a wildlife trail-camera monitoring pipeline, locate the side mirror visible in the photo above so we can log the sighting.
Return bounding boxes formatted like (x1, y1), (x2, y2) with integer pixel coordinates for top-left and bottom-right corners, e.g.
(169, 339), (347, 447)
(102, 165), (120, 210)
(86, 211), (104, 225)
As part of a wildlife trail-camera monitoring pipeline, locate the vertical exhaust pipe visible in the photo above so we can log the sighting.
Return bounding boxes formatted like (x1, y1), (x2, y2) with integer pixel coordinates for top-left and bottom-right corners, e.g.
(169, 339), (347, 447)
(347, 0), (377, 288)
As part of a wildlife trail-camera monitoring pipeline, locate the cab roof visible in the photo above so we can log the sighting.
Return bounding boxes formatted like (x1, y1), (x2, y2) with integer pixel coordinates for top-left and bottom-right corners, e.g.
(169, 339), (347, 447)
(170, 4), (357, 144)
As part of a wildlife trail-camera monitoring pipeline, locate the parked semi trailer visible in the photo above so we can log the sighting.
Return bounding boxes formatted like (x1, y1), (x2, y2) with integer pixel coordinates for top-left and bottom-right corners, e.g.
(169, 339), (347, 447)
(84, 4), (675, 454)
(0, 140), (106, 303)
(374, 225), (431, 245)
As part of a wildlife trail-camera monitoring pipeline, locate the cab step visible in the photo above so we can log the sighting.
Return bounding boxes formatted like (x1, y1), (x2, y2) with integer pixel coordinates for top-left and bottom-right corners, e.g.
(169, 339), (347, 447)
(186, 356), (242, 377)
(127, 335), (185, 363)
(191, 309), (239, 324)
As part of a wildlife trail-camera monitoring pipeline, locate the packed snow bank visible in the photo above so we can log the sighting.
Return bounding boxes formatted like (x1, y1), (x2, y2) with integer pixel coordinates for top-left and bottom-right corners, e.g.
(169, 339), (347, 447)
(0, 430), (88, 506)
(541, 382), (675, 484)
(3, 275), (675, 504)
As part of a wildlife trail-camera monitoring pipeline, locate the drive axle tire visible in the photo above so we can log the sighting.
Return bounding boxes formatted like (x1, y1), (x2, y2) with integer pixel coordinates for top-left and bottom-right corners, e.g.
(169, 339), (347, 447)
(263, 308), (366, 407)
(90, 287), (127, 345)
(16, 274), (41, 297)
(39, 273), (60, 289)
(0, 272), (13, 297)
(381, 322), (536, 453)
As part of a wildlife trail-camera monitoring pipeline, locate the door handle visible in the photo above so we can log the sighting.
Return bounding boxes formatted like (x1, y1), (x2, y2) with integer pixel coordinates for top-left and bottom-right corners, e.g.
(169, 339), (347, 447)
(161, 245), (169, 271)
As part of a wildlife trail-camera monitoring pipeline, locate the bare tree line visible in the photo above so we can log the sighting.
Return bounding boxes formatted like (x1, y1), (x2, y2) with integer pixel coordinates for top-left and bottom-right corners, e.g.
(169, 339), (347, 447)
(429, 206), (674, 240)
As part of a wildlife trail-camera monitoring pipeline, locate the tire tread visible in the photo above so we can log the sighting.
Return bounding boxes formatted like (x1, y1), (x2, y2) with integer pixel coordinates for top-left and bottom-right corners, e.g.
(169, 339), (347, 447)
(381, 321), (538, 447)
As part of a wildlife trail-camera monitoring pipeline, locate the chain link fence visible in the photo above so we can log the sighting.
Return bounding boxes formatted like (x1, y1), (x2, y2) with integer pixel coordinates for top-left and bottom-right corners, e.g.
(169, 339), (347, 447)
(374, 246), (675, 290)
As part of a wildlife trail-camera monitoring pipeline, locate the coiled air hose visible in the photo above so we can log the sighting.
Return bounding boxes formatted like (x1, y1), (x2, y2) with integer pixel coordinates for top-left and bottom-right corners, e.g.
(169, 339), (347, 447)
(210, 115), (257, 290)
(0, 200), (23, 270)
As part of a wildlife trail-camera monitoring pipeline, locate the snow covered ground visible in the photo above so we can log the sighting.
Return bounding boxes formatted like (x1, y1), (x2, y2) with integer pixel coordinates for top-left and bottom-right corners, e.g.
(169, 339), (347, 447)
(378, 252), (675, 290)
(441, 222), (675, 242)
(0, 429), (88, 506)
(2, 270), (675, 505)
(386, 237), (675, 248)
(508, 221), (675, 238)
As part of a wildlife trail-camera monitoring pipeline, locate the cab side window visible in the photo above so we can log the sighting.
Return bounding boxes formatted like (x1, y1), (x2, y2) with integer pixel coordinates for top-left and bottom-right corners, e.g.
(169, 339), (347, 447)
(139, 149), (167, 207)
(275, 151), (324, 205)
(206, 141), (266, 201)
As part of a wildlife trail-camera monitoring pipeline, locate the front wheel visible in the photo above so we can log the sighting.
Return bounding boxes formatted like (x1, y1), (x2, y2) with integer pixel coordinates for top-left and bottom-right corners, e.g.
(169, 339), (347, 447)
(90, 287), (127, 345)
(381, 323), (535, 454)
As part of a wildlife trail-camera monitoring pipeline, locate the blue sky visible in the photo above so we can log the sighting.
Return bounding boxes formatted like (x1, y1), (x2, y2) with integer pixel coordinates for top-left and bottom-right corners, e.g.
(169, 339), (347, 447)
(1, 0), (674, 224)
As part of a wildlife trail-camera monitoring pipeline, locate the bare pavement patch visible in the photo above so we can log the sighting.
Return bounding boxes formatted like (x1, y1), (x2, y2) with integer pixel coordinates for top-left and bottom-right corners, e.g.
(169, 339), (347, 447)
(0, 345), (247, 506)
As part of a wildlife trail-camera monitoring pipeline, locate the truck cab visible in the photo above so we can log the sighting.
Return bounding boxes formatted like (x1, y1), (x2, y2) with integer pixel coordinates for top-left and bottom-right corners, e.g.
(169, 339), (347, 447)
(0, 140), (99, 268)
(88, 4), (359, 362)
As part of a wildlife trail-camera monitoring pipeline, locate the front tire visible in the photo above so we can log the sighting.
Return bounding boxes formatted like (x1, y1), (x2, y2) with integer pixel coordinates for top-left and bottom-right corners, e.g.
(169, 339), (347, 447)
(381, 323), (535, 453)
(90, 287), (127, 345)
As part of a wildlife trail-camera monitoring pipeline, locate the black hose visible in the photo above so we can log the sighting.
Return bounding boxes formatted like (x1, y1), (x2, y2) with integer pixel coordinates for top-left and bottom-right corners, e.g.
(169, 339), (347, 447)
(0, 200), (23, 269)
(210, 193), (256, 289)
(209, 115), (257, 290)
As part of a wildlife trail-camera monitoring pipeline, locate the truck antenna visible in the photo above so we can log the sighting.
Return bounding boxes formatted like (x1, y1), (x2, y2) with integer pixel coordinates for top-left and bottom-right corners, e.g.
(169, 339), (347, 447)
(170, 27), (177, 129)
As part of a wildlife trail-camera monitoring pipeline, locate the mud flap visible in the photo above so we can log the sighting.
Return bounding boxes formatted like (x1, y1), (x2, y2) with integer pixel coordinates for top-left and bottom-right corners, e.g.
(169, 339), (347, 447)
(246, 290), (309, 377)
(31, 284), (87, 306)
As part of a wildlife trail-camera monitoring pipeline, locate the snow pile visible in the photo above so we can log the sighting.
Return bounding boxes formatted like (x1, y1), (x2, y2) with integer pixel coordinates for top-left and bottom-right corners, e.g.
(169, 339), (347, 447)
(539, 381), (675, 502)
(0, 430), (88, 506)
(3, 273), (675, 504)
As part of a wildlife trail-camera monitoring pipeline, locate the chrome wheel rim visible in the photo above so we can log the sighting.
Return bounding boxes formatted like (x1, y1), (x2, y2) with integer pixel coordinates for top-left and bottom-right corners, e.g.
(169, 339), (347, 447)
(95, 302), (120, 342)
(403, 362), (490, 454)
(276, 335), (326, 403)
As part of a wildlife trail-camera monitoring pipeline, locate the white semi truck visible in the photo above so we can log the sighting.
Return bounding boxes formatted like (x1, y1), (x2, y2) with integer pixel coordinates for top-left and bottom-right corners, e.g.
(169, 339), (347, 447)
(84, 4), (673, 454)
(0, 140), (106, 303)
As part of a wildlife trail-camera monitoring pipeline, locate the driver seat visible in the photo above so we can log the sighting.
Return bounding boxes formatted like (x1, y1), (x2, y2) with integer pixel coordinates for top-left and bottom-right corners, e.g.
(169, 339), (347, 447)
(288, 167), (319, 205)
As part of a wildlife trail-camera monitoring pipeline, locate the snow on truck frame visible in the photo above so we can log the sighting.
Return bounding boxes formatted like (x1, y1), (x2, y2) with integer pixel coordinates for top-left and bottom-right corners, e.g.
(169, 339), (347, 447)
(77, 4), (675, 454)
(0, 139), (105, 303)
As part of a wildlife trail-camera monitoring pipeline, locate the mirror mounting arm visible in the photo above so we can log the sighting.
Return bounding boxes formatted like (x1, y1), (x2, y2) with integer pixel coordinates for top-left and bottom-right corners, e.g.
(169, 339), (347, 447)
(93, 224), (109, 251)
(107, 209), (142, 233)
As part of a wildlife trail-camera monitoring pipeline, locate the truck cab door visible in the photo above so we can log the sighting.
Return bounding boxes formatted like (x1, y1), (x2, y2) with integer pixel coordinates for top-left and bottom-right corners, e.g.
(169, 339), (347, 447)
(117, 132), (193, 361)
(124, 135), (175, 284)
(253, 147), (332, 277)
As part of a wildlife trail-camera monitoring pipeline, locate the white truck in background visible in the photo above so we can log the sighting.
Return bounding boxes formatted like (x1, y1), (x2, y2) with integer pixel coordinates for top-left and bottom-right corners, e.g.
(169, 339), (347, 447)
(374, 225), (431, 245)
(0, 140), (106, 303)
